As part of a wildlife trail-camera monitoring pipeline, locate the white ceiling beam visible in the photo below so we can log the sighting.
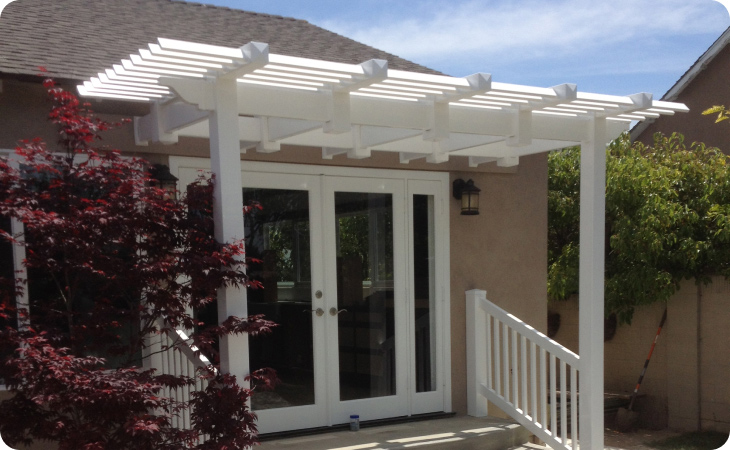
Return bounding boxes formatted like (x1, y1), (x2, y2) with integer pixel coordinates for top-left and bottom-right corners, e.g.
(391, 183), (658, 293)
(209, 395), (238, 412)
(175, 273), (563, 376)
(468, 156), (498, 167)
(399, 152), (431, 164)
(323, 90), (351, 134)
(267, 118), (322, 141)
(161, 77), (216, 110)
(322, 147), (349, 160)
(497, 156), (520, 167)
(423, 101), (450, 142)
(323, 60), (388, 134)
(256, 117), (281, 153)
(134, 102), (177, 145)
(506, 109), (533, 147)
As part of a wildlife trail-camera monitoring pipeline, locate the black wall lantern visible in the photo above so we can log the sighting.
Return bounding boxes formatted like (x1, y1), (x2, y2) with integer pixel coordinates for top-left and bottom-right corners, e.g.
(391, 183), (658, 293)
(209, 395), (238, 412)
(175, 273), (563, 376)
(453, 178), (480, 215)
(149, 164), (179, 199)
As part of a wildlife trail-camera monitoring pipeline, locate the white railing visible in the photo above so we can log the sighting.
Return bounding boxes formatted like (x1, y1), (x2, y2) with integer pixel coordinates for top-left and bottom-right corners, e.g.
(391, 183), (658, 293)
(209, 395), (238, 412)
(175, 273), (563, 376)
(466, 289), (580, 450)
(148, 325), (214, 440)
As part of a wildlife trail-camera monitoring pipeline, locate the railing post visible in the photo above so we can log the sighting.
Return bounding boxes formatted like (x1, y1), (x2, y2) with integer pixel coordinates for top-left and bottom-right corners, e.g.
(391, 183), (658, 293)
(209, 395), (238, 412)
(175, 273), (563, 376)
(466, 289), (489, 417)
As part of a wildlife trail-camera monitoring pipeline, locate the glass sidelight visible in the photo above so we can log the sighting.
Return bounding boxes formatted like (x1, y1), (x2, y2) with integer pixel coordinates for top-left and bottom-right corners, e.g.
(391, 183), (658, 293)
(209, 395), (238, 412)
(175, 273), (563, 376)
(334, 192), (396, 401)
(413, 194), (436, 393)
(243, 187), (315, 411)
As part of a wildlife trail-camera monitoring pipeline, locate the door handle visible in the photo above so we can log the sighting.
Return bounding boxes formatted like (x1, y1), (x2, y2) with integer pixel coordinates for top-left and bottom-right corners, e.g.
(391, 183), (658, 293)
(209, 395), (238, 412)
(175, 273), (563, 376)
(329, 307), (348, 316)
(305, 308), (325, 317)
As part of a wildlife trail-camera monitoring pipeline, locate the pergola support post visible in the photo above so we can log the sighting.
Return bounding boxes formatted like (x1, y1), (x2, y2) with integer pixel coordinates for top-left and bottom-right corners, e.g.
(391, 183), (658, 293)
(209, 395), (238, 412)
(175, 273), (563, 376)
(209, 78), (249, 383)
(578, 117), (606, 450)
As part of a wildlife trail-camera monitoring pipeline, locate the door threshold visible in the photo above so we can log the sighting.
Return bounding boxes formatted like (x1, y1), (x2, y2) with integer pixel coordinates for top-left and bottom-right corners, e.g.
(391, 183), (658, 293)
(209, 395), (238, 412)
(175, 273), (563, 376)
(258, 412), (456, 442)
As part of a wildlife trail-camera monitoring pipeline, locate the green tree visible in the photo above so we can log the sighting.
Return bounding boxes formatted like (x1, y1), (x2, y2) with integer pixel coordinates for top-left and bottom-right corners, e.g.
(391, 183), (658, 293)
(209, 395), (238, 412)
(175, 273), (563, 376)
(548, 132), (730, 323)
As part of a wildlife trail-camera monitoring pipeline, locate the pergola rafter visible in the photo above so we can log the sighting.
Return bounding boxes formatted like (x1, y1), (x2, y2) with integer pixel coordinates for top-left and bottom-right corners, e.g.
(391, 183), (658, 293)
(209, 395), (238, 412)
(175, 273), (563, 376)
(79, 38), (687, 168)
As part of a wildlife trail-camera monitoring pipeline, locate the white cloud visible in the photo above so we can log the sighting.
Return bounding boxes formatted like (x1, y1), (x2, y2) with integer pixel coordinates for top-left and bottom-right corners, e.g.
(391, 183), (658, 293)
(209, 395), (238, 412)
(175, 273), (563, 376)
(319, 0), (727, 68)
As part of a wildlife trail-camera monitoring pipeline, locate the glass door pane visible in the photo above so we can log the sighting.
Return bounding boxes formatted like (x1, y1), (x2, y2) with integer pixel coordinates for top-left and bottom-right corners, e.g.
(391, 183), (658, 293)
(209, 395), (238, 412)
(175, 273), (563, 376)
(243, 187), (315, 410)
(413, 194), (437, 393)
(334, 192), (396, 401)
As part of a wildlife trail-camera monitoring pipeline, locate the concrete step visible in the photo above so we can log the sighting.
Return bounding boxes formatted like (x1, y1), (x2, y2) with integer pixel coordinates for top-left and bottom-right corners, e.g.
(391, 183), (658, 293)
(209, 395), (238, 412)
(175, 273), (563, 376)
(258, 416), (531, 450)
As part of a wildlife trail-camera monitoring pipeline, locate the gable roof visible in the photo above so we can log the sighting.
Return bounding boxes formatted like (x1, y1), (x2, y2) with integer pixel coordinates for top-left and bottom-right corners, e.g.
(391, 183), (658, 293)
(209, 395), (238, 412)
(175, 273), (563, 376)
(631, 26), (730, 140)
(0, 0), (440, 82)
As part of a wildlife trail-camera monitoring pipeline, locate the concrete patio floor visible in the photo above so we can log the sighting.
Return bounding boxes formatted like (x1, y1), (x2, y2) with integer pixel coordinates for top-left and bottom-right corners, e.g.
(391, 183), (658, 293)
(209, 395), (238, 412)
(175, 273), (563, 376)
(257, 416), (531, 450)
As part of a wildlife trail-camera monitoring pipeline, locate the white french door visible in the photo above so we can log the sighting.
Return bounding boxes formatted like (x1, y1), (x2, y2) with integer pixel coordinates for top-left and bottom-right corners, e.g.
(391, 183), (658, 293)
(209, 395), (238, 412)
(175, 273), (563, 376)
(321, 176), (409, 425)
(172, 159), (450, 435)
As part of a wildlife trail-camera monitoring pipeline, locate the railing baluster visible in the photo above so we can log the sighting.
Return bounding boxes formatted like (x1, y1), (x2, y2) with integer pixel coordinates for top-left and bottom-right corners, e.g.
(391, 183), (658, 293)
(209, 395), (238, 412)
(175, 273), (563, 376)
(540, 347), (547, 430)
(531, 341), (538, 425)
(486, 313), (492, 391)
(494, 319), (501, 397)
(521, 335), (527, 415)
(466, 290), (580, 450)
(550, 353), (557, 436)
(560, 359), (567, 444)
(571, 365), (578, 450)
(502, 323), (509, 402)
(512, 329), (518, 407)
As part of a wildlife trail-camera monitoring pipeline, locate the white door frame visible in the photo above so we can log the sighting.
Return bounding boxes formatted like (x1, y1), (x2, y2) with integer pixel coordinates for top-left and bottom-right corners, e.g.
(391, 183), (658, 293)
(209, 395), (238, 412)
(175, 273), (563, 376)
(170, 157), (451, 432)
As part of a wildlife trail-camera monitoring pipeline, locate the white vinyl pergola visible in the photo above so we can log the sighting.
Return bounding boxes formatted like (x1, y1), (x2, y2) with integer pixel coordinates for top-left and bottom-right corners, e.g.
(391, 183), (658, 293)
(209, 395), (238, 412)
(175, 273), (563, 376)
(78, 38), (687, 450)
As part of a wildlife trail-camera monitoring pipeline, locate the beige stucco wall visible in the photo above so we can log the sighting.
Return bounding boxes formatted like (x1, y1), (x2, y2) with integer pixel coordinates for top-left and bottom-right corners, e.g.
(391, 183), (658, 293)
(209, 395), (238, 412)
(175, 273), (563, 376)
(550, 277), (730, 433)
(449, 155), (549, 416)
(1, 77), (550, 421)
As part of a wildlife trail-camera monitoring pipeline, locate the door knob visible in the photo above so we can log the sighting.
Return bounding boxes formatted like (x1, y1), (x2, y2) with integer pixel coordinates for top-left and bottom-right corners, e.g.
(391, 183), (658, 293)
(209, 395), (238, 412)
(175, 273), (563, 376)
(305, 308), (325, 317)
(329, 307), (348, 316)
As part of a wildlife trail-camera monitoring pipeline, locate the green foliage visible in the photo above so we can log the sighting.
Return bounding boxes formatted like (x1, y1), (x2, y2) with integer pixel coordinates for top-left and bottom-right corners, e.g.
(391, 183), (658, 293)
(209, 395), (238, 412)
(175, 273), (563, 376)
(702, 105), (730, 123)
(548, 132), (730, 323)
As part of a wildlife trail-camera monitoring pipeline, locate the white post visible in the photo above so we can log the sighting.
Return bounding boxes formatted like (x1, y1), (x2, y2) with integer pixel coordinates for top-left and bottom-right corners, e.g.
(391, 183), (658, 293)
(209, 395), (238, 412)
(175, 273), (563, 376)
(578, 117), (606, 450)
(10, 217), (29, 331)
(208, 78), (249, 383)
(466, 289), (488, 417)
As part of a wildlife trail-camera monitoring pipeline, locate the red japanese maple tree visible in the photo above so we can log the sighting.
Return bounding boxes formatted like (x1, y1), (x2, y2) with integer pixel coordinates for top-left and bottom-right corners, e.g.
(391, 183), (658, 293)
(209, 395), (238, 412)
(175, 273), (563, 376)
(0, 79), (275, 449)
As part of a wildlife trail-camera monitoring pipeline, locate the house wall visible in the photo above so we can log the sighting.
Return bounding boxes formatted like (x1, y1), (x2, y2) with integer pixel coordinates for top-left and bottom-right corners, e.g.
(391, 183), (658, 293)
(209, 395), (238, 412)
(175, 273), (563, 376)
(449, 155), (549, 416)
(634, 43), (730, 153)
(0, 77), (550, 419)
(550, 277), (730, 433)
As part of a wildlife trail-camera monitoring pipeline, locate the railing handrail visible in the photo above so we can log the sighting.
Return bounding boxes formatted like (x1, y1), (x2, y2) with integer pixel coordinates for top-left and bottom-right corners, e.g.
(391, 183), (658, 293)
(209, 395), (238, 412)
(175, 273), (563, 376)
(468, 289), (580, 368)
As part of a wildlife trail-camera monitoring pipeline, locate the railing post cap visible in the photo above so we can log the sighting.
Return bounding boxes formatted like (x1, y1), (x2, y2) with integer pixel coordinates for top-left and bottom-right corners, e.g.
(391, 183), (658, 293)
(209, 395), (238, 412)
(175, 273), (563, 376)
(466, 289), (487, 297)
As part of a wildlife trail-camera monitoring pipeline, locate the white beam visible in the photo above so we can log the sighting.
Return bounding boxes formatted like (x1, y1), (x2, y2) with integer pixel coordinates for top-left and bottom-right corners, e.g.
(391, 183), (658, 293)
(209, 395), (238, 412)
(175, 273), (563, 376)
(162, 78), (216, 111)
(399, 151), (430, 164)
(496, 156), (519, 167)
(506, 109), (532, 147)
(256, 117), (281, 153)
(468, 156), (497, 168)
(423, 101), (450, 142)
(322, 147), (348, 159)
(134, 102), (178, 145)
(578, 117), (606, 450)
(323, 90), (351, 134)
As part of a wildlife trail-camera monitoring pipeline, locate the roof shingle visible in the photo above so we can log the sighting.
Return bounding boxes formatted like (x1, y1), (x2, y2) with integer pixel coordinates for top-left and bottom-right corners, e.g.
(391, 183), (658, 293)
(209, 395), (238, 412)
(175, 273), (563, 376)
(0, 0), (440, 81)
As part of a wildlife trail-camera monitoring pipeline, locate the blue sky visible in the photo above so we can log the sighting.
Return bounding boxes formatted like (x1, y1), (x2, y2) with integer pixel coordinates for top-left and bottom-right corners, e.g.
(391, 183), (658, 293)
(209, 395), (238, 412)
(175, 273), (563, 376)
(196, 0), (729, 98)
